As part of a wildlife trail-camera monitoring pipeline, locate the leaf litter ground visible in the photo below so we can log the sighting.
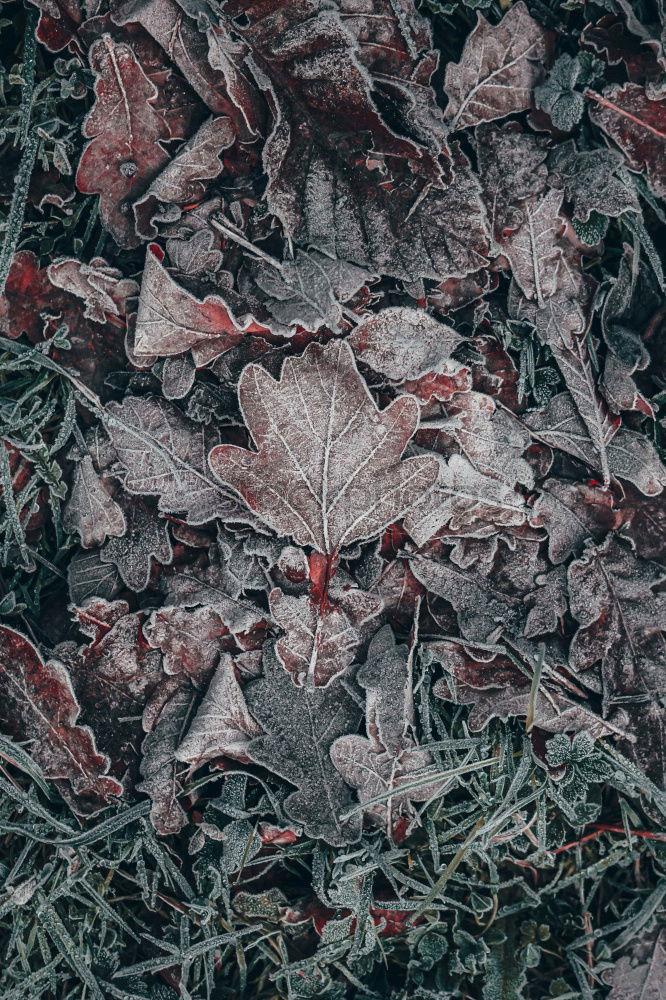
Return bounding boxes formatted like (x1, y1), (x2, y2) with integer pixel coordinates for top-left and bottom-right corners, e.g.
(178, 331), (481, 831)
(0, 1), (665, 998)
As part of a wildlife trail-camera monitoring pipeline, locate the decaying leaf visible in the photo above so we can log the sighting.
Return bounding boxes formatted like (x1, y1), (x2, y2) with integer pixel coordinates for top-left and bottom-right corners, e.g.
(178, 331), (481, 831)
(134, 116), (236, 238)
(133, 244), (268, 363)
(137, 678), (192, 835)
(430, 640), (628, 740)
(47, 257), (139, 324)
(589, 84), (666, 199)
(531, 478), (624, 564)
(176, 653), (262, 767)
(76, 34), (170, 247)
(209, 339), (439, 554)
(411, 553), (524, 644)
(331, 626), (445, 829)
(444, 2), (551, 130)
(104, 394), (256, 524)
(63, 456), (126, 549)
(348, 307), (462, 381)
(474, 122), (549, 239)
(568, 536), (666, 708)
(270, 583), (382, 688)
(245, 251), (369, 334)
(0, 625), (123, 813)
(502, 190), (565, 308)
(100, 494), (172, 591)
(547, 141), (640, 222)
(404, 453), (529, 548)
(244, 644), (363, 846)
(604, 927), (666, 1000)
(524, 393), (666, 496)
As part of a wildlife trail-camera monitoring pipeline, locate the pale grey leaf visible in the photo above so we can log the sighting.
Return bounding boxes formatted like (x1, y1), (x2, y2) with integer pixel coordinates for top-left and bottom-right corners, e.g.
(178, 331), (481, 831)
(209, 339), (439, 554)
(244, 645), (363, 846)
(63, 456), (126, 549)
(100, 496), (172, 592)
(444, 2), (550, 130)
(348, 307), (462, 381)
(176, 653), (262, 767)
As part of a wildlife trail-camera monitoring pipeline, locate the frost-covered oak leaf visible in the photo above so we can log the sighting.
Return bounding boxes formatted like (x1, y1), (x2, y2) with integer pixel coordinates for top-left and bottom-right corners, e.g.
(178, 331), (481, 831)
(348, 307), (462, 381)
(244, 644), (363, 846)
(209, 340), (439, 554)
(76, 34), (170, 248)
(269, 584), (382, 688)
(63, 456), (126, 549)
(0, 625), (123, 814)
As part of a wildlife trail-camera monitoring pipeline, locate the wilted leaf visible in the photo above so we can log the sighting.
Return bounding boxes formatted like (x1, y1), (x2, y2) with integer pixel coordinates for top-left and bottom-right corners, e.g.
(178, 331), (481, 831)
(133, 245), (268, 363)
(568, 536), (666, 708)
(76, 34), (170, 247)
(356, 625), (412, 756)
(47, 257), (139, 324)
(101, 495), (172, 591)
(244, 251), (369, 334)
(134, 116), (235, 239)
(270, 583), (381, 688)
(605, 927), (666, 1000)
(523, 566), (567, 638)
(524, 393), (666, 496)
(531, 478), (624, 564)
(330, 734), (440, 829)
(175, 653), (262, 767)
(430, 640), (628, 739)
(67, 549), (123, 606)
(104, 394), (255, 524)
(63, 456), (126, 549)
(547, 141), (639, 222)
(411, 553), (524, 643)
(144, 602), (264, 683)
(474, 122), (549, 239)
(111, 0), (265, 138)
(209, 339), (439, 554)
(502, 190), (565, 308)
(589, 84), (666, 199)
(444, 2), (551, 131)
(0, 625), (123, 814)
(137, 678), (192, 834)
(348, 307), (462, 381)
(57, 598), (164, 784)
(404, 453), (529, 548)
(244, 644), (363, 846)
(418, 389), (534, 488)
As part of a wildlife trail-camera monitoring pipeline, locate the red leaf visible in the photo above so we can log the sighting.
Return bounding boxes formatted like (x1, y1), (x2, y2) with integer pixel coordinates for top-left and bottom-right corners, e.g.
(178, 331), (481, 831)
(0, 625), (123, 814)
(588, 84), (666, 199)
(76, 34), (171, 247)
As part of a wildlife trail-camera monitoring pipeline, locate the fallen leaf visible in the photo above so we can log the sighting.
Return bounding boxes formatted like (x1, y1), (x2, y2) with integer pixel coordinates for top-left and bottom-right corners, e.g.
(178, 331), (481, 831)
(348, 308), (462, 381)
(244, 644), (363, 846)
(270, 584), (381, 688)
(209, 339), (439, 554)
(444, 2), (551, 130)
(588, 84), (666, 199)
(76, 34), (170, 247)
(133, 116), (236, 239)
(175, 653), (262, 767)
(137, 678), (192, 835)
(604, 927), (666, 1000)
(133, 245), (268, 363)
(568, 536), (666, 709)
(63, 456), (126, 549)
(0, 625), (123, 814)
